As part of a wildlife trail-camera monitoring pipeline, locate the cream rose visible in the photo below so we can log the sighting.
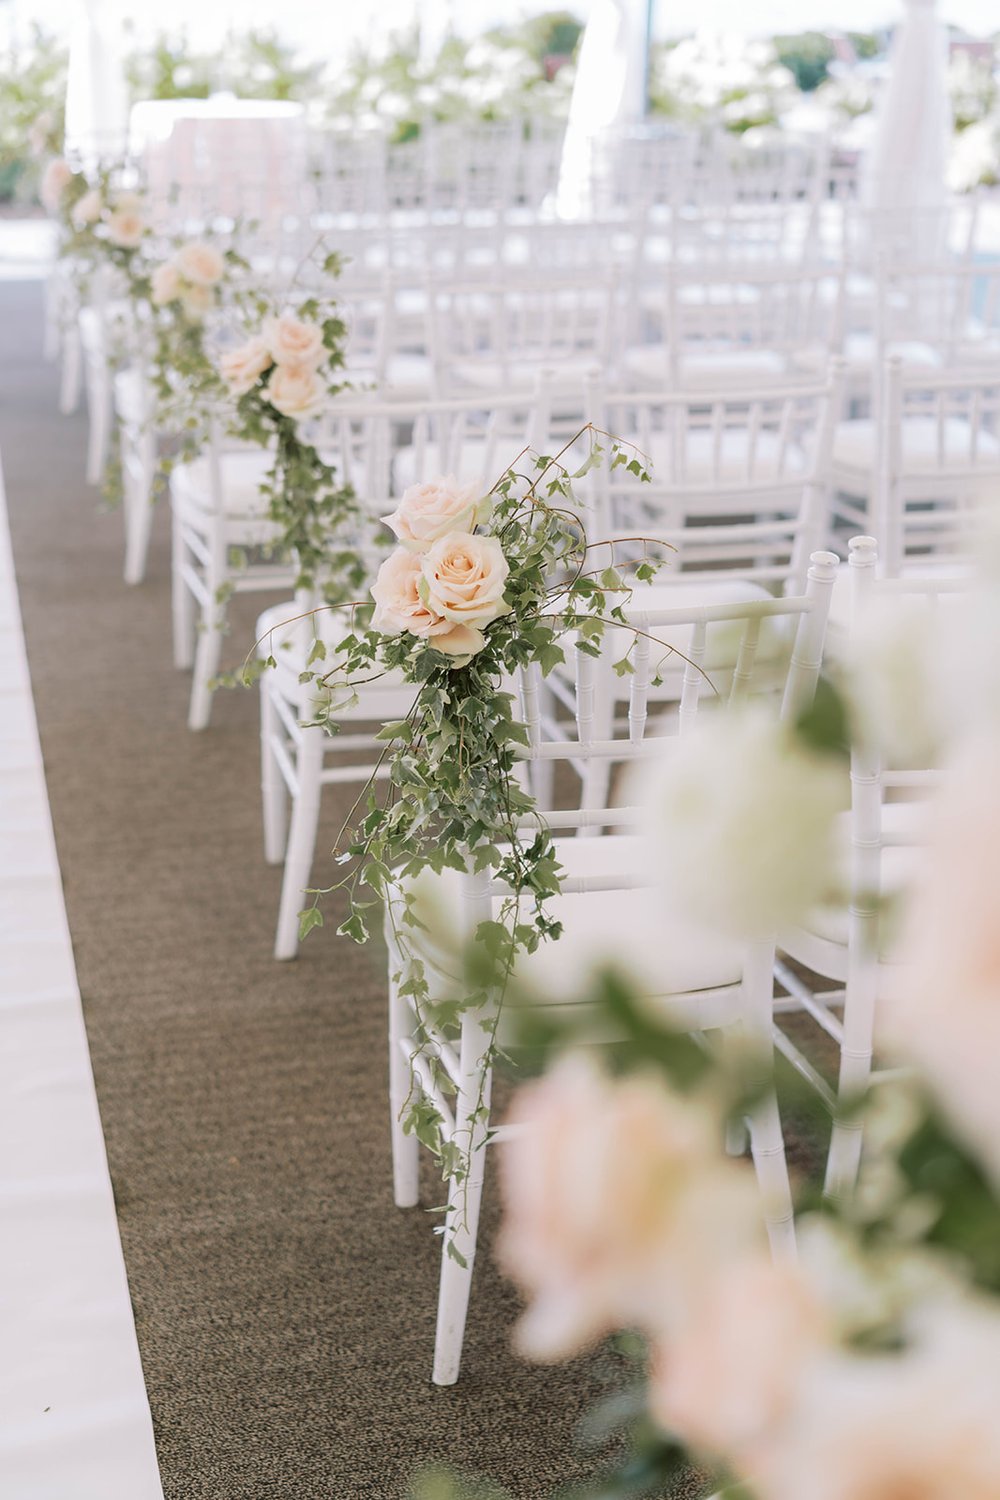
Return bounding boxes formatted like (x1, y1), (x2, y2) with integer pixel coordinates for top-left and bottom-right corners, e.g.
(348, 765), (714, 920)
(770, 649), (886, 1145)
(219, 337), (273, 395)
(649, 1254), (830, 1467)
(418, 531), (510, 629)
(881, 733), (1000, 1189)
(751, 1297), (1000, 1500)
(262, 312), (325, 371)
(41, 158), (73, 213)
(70, 187), (102, 229)
(497, 1055), (762, 1360)
(104, 205), (146, 249)
(371, 549), (488, 665)
(151, 262), (181, 305)
(382, 477), (489, 552)
(173, 240), (225, 287)
(263, 363), (326, 421)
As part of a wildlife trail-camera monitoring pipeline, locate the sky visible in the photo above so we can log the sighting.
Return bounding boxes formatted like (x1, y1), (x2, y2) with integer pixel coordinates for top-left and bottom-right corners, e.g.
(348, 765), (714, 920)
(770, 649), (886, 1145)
(7, 0), (1000, 48)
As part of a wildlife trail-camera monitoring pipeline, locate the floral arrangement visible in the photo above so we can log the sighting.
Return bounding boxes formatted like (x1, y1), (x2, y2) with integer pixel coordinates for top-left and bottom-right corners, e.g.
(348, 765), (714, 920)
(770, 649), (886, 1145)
(43, 158), (150, 275)
(218, 270), (363, 598)
(139, 237), (252, 488)
(273, 432), (662, 1200)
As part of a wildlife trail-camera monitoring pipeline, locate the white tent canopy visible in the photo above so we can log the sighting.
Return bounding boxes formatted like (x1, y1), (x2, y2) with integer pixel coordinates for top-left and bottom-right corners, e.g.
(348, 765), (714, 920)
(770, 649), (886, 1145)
(556, 0), (651, 220)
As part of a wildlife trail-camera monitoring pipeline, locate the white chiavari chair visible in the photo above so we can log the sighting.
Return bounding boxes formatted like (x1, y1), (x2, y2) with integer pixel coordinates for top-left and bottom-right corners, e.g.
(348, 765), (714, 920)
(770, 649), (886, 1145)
(170, 423), (295, 731)
(831, 357), (1000, 575)
(776, 536), (961, 1198)
(551, 366), (844, 805)
(622, 263), (843, 392)
(387, 553), (839, 1384)
(429, 272), (616, 400)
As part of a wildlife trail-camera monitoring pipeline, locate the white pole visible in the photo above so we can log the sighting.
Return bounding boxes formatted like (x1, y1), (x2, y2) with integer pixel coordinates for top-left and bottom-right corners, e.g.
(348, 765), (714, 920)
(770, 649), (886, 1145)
(64, 0), (130, 167)
(863, 0), (951, 225)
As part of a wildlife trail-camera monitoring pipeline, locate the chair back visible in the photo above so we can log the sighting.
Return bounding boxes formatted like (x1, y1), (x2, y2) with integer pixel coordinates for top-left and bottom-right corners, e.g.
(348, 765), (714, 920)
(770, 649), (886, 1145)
(586, 364), (844, 588)
(876, 356), (1000, 572)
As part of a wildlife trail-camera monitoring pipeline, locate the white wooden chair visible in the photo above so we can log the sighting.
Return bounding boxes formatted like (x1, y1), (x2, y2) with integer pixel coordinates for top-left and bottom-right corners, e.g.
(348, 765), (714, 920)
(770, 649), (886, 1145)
(429, 273), (616, 399)
(622, 263), (843, 392)
(257, 386), (551, 960)
(387, 552), (839, 1384)
(776, 536), (960, 1198)
(831, 357), (1000, 574)
(170, 426), (296, 731)
(550, 367), (843, 806)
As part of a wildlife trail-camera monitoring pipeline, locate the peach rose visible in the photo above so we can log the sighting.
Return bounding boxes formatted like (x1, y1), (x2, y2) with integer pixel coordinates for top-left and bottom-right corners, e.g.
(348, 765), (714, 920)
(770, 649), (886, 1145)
(104, 205), (146, 249)
(751, 1298), (1000, 1500)
(418, 531), (510, 629)
(173, 240), (225, 287)
(262, 312), (325, 371)
(371, 549), (488, 665)
(382, 476), (489, 552)
(219, 337), (273, 395)
(649, 1254), (830, 1467)
(263, 363), (326, 420)
(880, 733), (1000, 1188)
(151, 262), (181, 305)
(496, 1055), (762, 1360)
(41, 158), (73, 213)
(70, 187), (102, 228)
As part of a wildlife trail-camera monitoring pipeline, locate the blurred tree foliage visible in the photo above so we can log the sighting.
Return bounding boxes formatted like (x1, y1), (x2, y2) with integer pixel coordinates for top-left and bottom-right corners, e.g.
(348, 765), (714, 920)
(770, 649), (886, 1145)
(0, 24), (68, 197)
(848, 32), (882, 60)
(773, 31), (836, 92)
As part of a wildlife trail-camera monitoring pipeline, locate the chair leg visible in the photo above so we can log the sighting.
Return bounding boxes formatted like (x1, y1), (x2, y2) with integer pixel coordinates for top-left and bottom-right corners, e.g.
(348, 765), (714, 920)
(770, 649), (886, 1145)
(59, 326), (81, 415)
(171, 510), (196, 671)
(388, 952), (420, 1209)
(123, 429), (157, 585)
(740, 940), (796, 1262)
(85, 359), (112, 486)
(260, 681), (288, 865)
(432, 1013), (492, 1386)
(579, 675), (615, 815)
(43, 281), (60, 363)
(188, 588), (226, 731)
(273, 727), (324, 959)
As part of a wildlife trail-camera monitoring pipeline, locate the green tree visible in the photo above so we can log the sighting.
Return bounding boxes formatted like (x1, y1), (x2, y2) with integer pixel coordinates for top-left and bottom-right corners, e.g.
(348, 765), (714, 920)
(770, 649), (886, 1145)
(774, 31), (836, 93)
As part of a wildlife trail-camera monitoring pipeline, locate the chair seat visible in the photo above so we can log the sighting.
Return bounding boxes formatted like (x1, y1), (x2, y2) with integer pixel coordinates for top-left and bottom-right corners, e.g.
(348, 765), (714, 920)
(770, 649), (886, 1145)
(449, 355), (596, 393)
(602, 576), (787, 673)
(113, 365), (152, 425)
(400, 834), (745, 1028)
(781, 803), (926, 979)
(624, 345), (788, 388)
(794, 334), (940, 377)
(637, 426), (806, 484)
(172, 450), (277, 522)
(341, 353), (433, 399)
(255, 600), (414, 715)
(833, 416), (1000, 475)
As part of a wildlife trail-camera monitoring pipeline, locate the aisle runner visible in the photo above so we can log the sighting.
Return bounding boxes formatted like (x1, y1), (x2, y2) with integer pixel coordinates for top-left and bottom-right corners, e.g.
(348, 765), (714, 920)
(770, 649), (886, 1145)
(0, 459), (163, 1500)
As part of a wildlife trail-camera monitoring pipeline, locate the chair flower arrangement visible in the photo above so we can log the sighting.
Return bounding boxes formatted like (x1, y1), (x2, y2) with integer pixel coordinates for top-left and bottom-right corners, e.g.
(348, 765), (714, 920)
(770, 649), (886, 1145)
(217, 262), (365, 600)
(257, 432), (662, 1199)
(42, 157), (150, 287)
